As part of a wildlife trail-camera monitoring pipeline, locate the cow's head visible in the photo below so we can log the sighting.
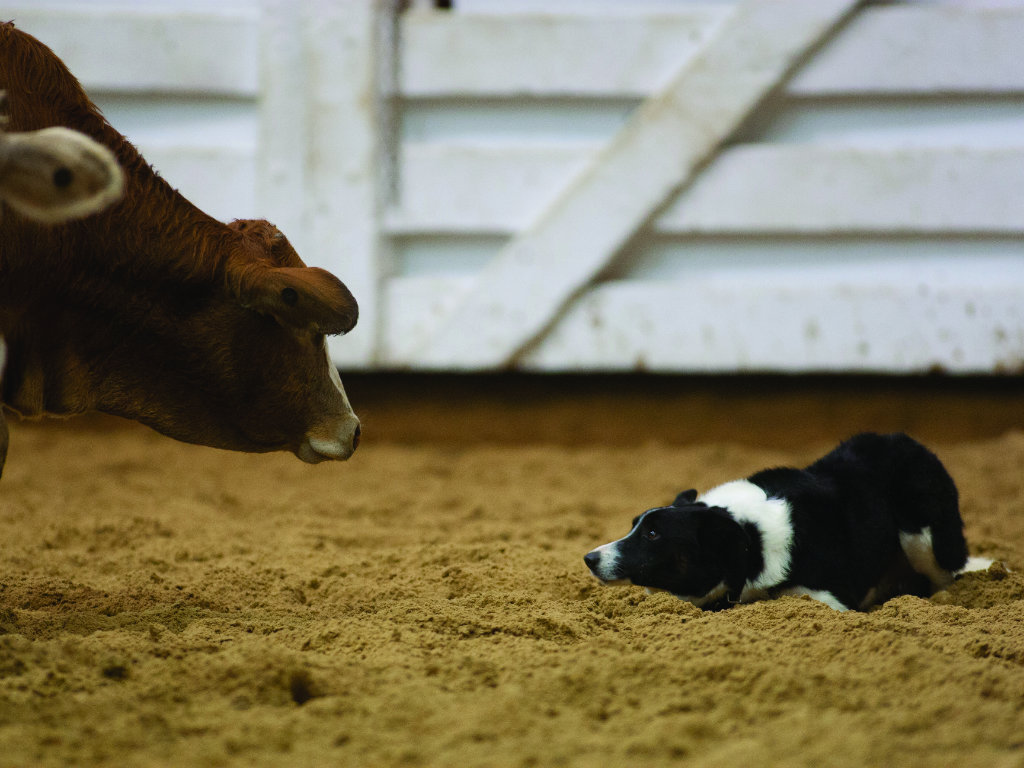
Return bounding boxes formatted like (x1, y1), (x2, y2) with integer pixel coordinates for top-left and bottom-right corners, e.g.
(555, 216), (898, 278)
(77, 219), (361, 464)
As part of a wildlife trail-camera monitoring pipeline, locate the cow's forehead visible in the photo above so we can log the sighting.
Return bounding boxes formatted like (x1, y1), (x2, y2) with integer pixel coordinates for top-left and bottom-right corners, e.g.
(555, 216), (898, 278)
(232, 219), (308, 269)
(232, 219), (281, 241)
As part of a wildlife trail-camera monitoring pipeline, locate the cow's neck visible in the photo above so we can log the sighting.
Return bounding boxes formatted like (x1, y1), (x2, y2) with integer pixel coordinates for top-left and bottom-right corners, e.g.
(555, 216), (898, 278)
(1, 259), (174, 420)
(1, 304), (105, 419)
(103, 154), (232, 284)
(1, 171), (228, 420)
(1, 338), (81, 419)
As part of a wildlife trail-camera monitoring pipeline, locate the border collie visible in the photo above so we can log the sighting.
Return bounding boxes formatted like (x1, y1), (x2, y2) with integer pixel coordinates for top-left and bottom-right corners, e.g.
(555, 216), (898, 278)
(584, 433), (992, 611)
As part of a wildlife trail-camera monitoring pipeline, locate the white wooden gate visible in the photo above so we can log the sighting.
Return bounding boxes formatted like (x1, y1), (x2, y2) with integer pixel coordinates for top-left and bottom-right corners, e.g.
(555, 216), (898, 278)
(13, 0), (1024, 373)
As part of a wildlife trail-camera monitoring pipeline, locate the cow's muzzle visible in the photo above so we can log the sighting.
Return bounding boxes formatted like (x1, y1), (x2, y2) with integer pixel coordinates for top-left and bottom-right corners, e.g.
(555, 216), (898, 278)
(297, 416), (361, 463)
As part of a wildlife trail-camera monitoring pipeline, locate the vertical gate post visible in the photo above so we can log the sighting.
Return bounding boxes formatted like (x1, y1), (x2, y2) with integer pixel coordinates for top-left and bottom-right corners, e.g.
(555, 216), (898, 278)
(304, 0), (387, 366)
(258, 0), (309, 252)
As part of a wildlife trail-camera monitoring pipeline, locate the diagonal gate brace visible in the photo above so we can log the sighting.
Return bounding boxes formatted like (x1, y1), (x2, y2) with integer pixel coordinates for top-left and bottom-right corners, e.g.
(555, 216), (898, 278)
(414, 0), (865, 369)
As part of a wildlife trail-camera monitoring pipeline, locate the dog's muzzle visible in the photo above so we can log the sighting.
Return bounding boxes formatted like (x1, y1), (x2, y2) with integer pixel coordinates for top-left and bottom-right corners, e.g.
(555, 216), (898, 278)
(584, 545), (628, 585)
(583, 550), (603, 577)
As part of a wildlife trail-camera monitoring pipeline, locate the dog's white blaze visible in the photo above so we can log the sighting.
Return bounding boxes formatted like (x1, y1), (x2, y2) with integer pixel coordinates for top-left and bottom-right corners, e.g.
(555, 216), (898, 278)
(588, 510), (668, 584)
(898, 527), (952, 589)
(590, 509), (660, 580)
(778, 586), (849, 611)
(700, 480), (793, 592)
(587, 541), (624, 583)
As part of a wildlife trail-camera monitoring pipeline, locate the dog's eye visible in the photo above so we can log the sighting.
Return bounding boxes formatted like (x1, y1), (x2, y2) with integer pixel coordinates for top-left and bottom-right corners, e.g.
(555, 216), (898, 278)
(645, 529), (660, 541)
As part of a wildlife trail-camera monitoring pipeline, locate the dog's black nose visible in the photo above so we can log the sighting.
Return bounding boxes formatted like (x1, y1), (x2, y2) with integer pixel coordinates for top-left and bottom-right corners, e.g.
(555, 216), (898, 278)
(583, 551), (600, 571)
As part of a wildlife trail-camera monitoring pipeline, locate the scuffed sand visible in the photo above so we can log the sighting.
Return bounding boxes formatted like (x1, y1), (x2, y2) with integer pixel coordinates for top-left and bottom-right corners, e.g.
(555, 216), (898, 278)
(1, 378), (1022, 767)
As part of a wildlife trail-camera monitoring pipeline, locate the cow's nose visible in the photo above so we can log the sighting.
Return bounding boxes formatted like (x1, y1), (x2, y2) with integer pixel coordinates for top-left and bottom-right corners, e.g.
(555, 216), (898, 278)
(299, 414), (361, 463)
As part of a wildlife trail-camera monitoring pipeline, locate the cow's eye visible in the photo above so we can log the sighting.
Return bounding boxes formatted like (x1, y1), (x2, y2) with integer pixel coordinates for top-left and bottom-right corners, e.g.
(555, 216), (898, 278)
(645, 529), (660, 541)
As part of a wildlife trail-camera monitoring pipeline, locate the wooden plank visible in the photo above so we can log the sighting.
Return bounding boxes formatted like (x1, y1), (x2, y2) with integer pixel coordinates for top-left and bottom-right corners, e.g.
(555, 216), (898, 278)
(8, 6), (259, 96)
(408, 0), (864, 368)
(659, 146), (1024, 234)
(524, 278), (1024, 374)
(399, 9), (728, 97)
(398, 6), (1024, 98)
(386, 144), (1024, 236)
(788, 5), (1024, 96)
(384, 272), (1024, 373)
(303, 0), (383, 367)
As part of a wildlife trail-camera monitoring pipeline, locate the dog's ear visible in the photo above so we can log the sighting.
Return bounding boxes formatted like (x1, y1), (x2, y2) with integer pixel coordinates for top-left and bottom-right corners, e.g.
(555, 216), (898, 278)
(699, 512), (750, 602)
(722, 532), (751, 603)
(672, 489), (698, 507)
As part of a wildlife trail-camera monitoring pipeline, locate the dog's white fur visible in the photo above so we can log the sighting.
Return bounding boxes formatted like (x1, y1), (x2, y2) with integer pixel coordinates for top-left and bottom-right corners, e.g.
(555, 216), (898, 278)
(700, 481), (793, 595)
(694, 481), (850, 609)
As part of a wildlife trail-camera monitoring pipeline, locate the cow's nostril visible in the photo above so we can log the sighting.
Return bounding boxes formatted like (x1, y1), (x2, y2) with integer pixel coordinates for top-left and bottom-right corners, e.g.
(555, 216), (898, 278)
(352, 424), (361, 450)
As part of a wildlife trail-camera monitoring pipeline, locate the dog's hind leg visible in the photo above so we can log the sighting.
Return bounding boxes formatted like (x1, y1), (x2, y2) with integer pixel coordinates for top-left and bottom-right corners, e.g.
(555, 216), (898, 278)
(923, 493), (970, 576)
(898, 521), (992, 589)
(894, 441), (993, 577)
(898, 528), (957, 591)
(891, 435), (969, 588)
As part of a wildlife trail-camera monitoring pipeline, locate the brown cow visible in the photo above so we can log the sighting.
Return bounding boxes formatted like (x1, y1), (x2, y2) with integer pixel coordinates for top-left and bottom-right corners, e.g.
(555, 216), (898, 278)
(0, 22), (361, 479)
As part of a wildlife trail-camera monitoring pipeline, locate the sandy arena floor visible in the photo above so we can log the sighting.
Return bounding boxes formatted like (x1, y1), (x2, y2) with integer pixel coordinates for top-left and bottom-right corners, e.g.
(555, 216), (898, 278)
(1, 376), (1023, 767)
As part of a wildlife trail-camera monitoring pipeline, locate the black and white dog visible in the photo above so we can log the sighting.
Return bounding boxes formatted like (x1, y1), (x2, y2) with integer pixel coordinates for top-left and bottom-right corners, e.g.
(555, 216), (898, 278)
(584, 433), (992, 611)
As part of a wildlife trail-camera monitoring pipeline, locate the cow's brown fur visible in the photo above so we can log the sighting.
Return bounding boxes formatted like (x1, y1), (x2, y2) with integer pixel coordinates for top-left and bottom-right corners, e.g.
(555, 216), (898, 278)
(0, 23), (361, 477)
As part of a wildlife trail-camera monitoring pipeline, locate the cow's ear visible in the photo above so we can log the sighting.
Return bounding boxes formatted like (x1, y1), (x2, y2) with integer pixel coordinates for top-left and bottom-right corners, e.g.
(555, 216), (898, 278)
(672, 489), (698, 506)
(0, 126), (124, 224)
(239, 267), (358, 334)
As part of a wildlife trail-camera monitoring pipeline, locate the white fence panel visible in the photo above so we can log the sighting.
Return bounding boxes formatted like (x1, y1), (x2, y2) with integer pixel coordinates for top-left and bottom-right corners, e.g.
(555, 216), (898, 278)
(382, 0), (1024, 373)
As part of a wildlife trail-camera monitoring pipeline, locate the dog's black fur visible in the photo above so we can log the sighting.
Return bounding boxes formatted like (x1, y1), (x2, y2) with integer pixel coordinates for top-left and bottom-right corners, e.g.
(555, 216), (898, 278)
(584, 433), (979, 611)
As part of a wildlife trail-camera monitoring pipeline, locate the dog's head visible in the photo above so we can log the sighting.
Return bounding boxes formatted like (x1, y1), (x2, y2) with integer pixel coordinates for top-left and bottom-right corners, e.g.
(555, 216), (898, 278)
(583, 490), (751, 607)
